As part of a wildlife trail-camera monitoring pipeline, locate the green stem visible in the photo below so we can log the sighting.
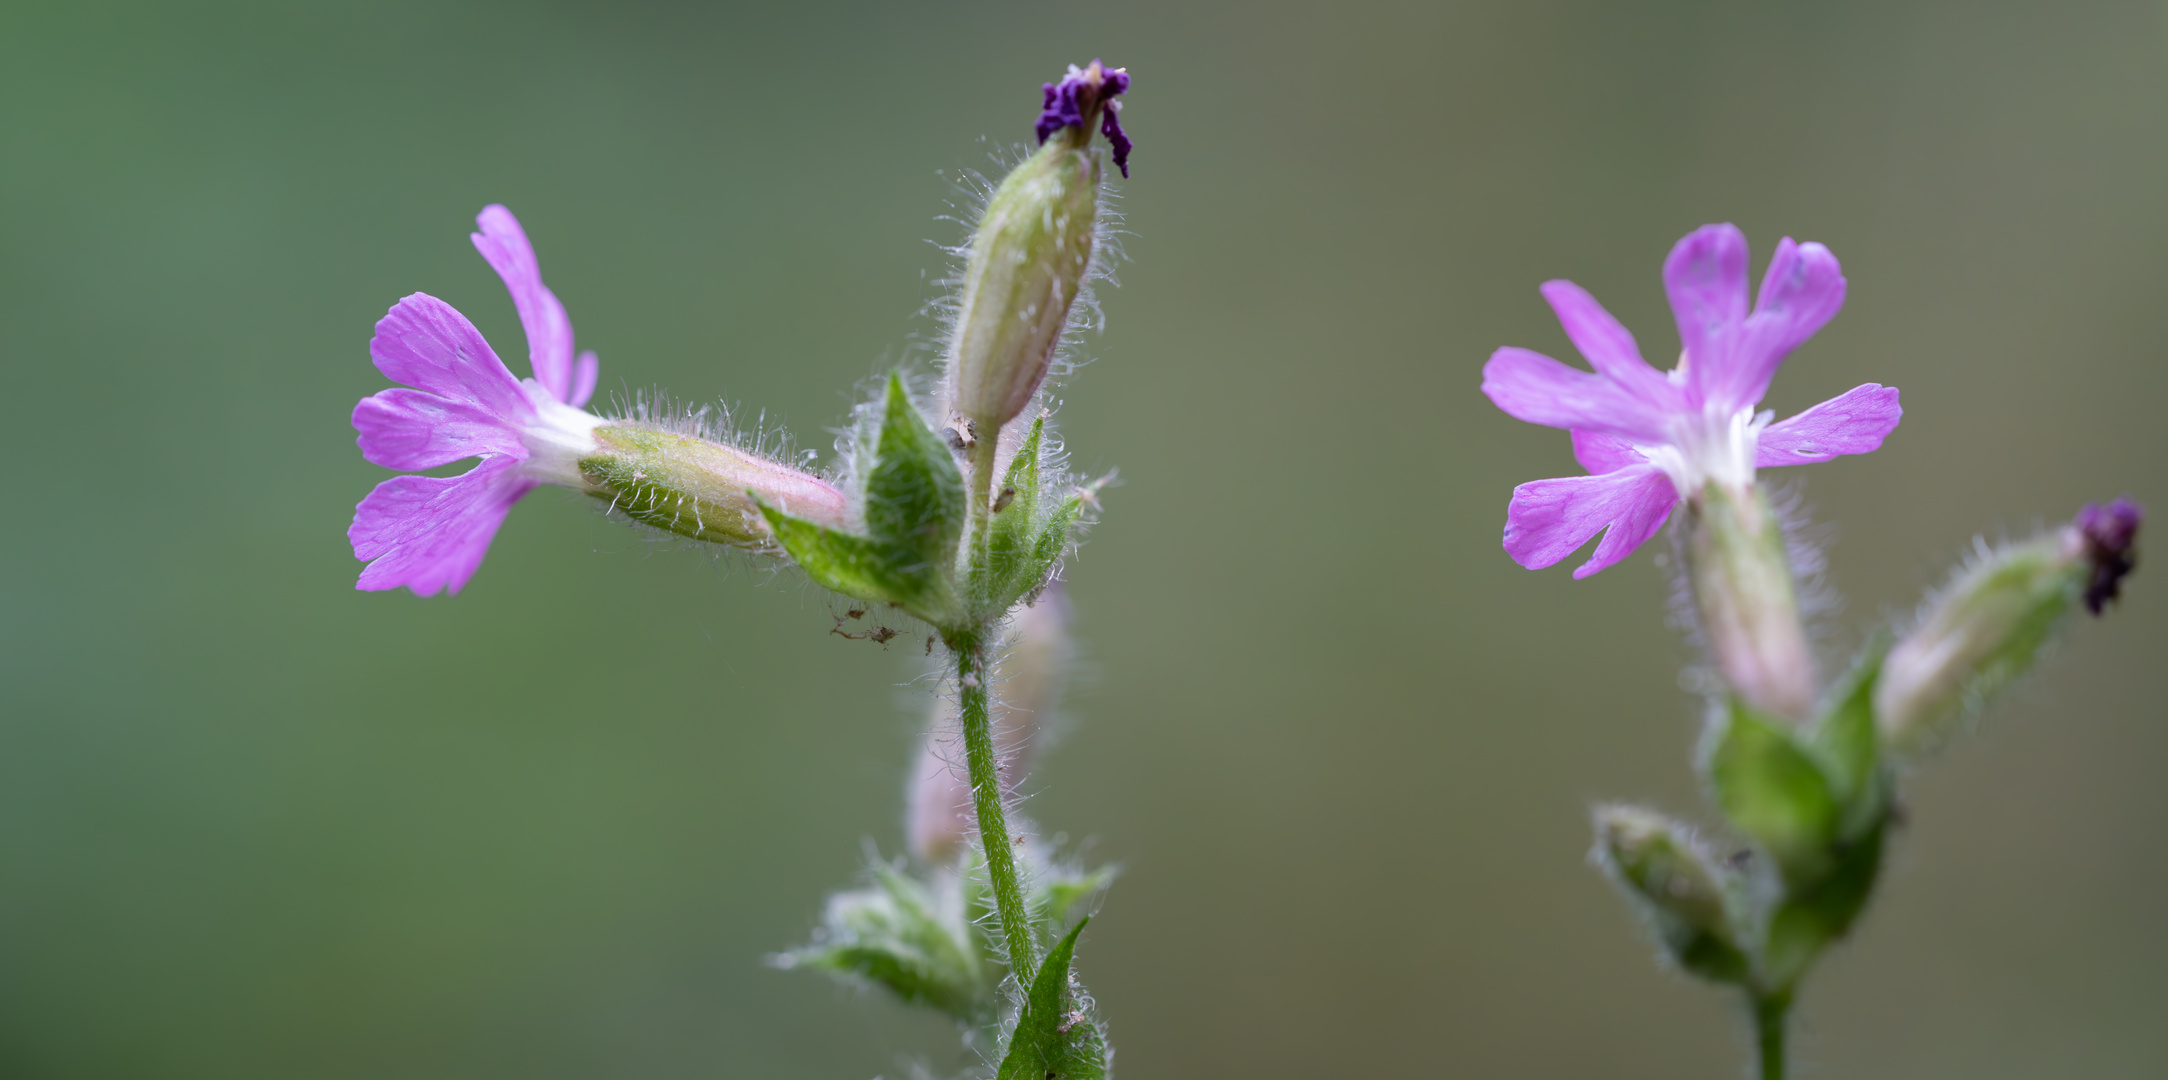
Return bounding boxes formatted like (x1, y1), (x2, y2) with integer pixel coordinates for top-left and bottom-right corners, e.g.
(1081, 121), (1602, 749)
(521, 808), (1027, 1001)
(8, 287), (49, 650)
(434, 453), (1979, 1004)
(1751, 991), (1790, 1080)
(952, 631), (1038, 982)
(962, 426), (1000, 579)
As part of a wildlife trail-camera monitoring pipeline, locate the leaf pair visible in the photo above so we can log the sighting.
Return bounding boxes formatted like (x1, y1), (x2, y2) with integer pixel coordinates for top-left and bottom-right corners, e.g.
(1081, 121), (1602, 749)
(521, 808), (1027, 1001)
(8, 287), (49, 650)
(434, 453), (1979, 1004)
(761, 375), (966, 628)
(1700, 649), (1892, 989)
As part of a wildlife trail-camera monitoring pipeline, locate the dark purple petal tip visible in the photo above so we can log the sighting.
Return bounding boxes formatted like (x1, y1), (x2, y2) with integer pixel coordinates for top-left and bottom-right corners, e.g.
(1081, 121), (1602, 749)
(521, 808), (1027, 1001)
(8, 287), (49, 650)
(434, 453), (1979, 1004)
(2074, 497), (2142, 615)
(1035, 60), (1132, 177)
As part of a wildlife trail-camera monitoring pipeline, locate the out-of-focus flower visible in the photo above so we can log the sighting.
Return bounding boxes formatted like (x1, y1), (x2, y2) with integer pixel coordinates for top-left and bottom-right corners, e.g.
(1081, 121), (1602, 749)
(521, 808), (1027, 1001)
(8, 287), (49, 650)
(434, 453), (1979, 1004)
(1483, 224), (1902, 578)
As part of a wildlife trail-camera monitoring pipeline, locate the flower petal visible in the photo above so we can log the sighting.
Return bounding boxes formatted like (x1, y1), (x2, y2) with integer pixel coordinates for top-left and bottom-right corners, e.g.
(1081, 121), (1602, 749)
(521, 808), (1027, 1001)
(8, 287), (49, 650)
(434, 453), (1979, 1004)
(1716, 238), (1847, 409)
(350, 456), (538, 597)
(1482, 347), (1669, 441)
(568, 349), (599, 409)
(1757, 383), (1901, 467)
(471, 204), (577, 403)
(1503, 464), (1679, 578)
(369, 293), (532, 424)
(1664, 224), (1750, 408)
(1570, 430), (1645, 474)
(1540, 280), (1678, 407)
(352, 387), (525, 471)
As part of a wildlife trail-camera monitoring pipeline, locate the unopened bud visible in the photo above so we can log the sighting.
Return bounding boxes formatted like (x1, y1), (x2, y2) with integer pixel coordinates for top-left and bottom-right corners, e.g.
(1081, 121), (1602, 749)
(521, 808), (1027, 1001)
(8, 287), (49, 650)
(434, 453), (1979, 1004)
(908, 588), (1072, 862)
(1686, 483), (1817, 720)
(578, 425), (849, 547)
(1875, 499), (2142, 751)
(944, 62), (1128, 436)
(1593, 805), (1736, 942)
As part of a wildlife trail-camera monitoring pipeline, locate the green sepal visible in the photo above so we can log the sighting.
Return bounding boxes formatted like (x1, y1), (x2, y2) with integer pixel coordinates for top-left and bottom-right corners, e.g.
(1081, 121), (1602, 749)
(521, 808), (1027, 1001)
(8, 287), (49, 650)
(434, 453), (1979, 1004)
(775, 862), (995, 1025)
(864, 373), (965, 571)
(994, 917), (1106, 1080)
(1706, 702), (1840, 885)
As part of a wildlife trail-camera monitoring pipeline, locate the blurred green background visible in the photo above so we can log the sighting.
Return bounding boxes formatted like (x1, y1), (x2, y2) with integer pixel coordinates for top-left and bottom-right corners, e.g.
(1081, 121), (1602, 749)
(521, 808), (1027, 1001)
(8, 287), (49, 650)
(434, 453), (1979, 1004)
(3, 1), (2164, 1076)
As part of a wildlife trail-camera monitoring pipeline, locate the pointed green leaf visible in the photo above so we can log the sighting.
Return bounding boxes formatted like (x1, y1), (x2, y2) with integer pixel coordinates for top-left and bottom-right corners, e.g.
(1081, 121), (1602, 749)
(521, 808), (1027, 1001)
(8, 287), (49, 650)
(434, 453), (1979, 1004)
(864, 373), (964, 569)
(1811, 644), (1888, 836)
(1706, 702), (1840, 885)
(777, 863), (995, 1024)
(978, 417), (1046, 601)
(1762, 817), (1887, 991)
(1035, 863), (1116, 929)
(995, 917), (1106, 1080)
(759, 503), (937, 610)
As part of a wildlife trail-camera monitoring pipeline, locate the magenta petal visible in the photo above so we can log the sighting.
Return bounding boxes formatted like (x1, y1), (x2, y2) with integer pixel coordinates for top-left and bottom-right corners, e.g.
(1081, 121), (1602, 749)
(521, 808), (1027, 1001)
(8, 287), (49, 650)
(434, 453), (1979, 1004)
(1663, 224), (1749, 407)
(1482, 347), (1668, 442)
(352, 387), (525, 470)
(370, 293), (533, 425)
(1540, 280), (1677, 407)
(1757, 383), (1901, 467)
(471, 205), (577, 403)
(1503, 465), (1679, 578)
(1717, 238), (1847, 409)
(568, 350), (599, 408)
(350, 456), (538, 596)
(1570, 430), (1644, 475)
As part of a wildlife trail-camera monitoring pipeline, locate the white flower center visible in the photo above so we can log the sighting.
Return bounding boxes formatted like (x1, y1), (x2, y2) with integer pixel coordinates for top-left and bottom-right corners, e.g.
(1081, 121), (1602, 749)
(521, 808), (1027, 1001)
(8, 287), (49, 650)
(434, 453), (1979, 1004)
(1640, 405), (1769, 498)
(518, 380), (604, 487)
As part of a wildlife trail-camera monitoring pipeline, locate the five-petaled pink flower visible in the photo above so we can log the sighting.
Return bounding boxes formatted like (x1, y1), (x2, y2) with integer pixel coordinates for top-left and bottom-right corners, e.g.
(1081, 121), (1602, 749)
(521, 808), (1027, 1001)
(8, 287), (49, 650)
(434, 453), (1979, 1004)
(1482, 224), (1903, 578)
(348, 205), (606, 596)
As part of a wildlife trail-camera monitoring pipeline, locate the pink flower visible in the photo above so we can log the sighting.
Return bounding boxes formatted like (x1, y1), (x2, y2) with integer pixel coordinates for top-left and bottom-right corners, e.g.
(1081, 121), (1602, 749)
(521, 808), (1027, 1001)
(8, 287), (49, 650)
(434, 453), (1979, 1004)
(1482, 224), (1903, 578)
(348, 206), (605, 596)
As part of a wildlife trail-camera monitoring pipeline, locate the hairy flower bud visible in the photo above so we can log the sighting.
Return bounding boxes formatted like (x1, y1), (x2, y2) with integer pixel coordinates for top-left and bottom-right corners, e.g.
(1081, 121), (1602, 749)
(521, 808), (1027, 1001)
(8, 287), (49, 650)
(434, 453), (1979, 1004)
(578, 425), (850, 547)
(943, 62), (1127, 438)
(1593, 805), (1740, 952)
(908, 589), (1071, 862)
(1686, 483), (1817, 720)
(1875, 498), (2142, 751)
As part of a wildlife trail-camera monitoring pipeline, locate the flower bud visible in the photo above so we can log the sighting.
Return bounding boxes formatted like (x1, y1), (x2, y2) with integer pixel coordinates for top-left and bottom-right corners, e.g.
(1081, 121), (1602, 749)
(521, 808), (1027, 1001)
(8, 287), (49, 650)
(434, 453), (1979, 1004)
(1595, 806), (1735, 938)
(1686, 483), (1817, 720)
(943, 62), (1127, 437)
(908, 588), (1071, 862)
(578, 425), (850, 547)
(1875, 498), (2142, 751)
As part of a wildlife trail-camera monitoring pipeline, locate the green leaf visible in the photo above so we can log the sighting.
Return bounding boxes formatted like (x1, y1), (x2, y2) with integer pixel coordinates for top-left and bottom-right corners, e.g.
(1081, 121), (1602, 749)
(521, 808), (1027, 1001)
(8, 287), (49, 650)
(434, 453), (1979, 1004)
(1034, 863), (1117, 929)
(978, 418), (1046, 601)
(994, 918), (1106, 1080)
(864, 373), (964, 569)
(759, 503), (944, 613)
(1761, 817), (1887, 991)
(777, 863), (995, 1024)
(1811, 644), (1889, 837)
(1706, 702), (1840, 885)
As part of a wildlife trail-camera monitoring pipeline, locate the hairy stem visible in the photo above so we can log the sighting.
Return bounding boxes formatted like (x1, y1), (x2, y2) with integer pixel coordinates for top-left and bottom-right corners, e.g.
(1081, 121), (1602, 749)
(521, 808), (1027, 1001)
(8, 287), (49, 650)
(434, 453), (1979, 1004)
(953, 632), (1038, 982)
(1752, 991), (1790, 1080)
